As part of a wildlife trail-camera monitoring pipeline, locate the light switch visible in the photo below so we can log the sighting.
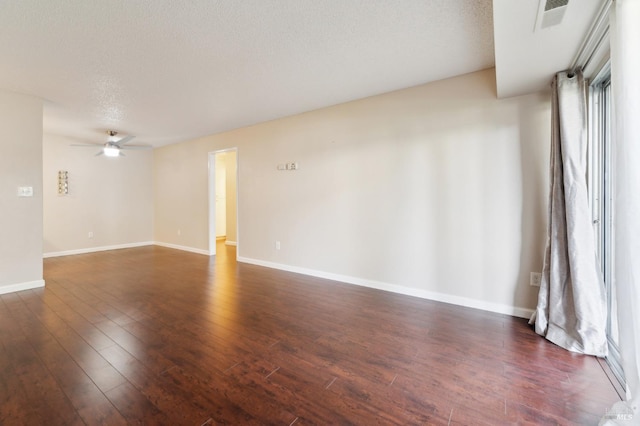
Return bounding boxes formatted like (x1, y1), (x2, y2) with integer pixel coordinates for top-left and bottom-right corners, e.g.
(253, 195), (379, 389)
(18, 186), (33, 197)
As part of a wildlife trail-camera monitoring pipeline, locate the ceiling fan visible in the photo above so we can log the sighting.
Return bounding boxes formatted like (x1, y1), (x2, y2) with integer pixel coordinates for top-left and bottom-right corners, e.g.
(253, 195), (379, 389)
(71, 130), (152, 157)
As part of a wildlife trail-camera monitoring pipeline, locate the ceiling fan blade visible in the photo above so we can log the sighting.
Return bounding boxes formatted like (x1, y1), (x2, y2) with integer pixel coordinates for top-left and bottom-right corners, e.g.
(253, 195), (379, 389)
(95, 151), (104, 156)
(71, 143), (101, 147)
(120, 145), (152, 150)
(115, 135), (135, 146)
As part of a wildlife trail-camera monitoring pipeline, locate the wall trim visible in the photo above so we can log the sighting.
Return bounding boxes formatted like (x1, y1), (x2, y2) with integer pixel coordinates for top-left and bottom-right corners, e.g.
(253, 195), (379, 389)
(154, 241), (211, 256)
(0, 279), (45, 295)
(237, 256), (534, 319)
(225, 240), (237, 246)
(44, 242), (154, 258)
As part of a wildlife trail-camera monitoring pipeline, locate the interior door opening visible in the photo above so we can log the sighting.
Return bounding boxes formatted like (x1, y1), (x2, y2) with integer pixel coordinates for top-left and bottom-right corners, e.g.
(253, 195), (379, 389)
(208, 149), (238, 256)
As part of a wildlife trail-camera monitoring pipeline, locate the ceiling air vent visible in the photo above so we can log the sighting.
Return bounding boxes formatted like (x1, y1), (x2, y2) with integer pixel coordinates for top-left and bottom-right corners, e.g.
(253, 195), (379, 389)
(535, 0), (570, 30)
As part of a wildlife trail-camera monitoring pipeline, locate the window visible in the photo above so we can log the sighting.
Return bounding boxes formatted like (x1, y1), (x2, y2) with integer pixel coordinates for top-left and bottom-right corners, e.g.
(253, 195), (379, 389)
(590, 62), (624, 386)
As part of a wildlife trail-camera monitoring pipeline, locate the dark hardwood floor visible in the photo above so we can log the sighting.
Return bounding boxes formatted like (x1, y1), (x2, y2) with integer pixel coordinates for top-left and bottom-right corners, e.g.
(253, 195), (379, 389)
(1, 241), (619, 425)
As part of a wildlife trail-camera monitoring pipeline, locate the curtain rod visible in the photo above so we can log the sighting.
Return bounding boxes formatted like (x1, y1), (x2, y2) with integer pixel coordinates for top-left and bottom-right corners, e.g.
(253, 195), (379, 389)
(569, 0), (613, 76)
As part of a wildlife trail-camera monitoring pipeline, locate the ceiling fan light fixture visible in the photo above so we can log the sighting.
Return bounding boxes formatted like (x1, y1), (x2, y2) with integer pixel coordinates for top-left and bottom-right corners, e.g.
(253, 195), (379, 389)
(70, 131), (146, 157)
(104, 146), (120, 157)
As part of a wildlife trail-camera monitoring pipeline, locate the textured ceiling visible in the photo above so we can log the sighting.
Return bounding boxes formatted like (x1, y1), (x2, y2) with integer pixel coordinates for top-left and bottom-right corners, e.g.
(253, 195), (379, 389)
(0, 0), (494, 146)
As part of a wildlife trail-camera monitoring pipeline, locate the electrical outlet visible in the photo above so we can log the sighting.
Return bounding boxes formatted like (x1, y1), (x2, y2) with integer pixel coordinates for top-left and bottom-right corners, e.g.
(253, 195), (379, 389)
(88, 231), (93, 239)
(530, 272), (542, 287)
(177, 229), (181, 236)
(275, 241), (281, 250)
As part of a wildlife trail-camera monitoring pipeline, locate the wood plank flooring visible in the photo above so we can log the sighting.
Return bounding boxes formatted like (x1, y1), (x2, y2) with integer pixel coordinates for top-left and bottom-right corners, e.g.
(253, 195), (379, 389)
(1, 242), (620, 425)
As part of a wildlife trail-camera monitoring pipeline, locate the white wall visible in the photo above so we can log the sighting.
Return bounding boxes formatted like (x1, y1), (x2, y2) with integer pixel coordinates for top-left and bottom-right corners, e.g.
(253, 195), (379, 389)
(225, 150), (238, 244)
(215, 153), (227, 237)
(154, 69), (550, 315)
(0, 90), (44, 293)
(43, 133), (153, 256)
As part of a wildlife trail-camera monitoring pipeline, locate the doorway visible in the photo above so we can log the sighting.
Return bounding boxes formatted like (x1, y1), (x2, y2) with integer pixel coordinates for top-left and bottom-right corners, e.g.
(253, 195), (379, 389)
(208, 149), (238, 256)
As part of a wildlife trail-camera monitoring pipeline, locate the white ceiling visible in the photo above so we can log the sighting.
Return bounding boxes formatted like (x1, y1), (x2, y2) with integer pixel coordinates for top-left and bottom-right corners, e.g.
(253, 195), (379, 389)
(493, 0), (603, 98)
(0, 0), (603, 147)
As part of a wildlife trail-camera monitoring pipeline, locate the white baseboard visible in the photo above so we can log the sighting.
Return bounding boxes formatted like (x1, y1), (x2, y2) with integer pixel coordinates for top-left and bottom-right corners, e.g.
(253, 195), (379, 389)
(0, 279), (45, 295)
(237, 256), (534, 319)
(44, 242), (154, 258)
(225, 240), (237, 246)
(153, 242), (211, 256)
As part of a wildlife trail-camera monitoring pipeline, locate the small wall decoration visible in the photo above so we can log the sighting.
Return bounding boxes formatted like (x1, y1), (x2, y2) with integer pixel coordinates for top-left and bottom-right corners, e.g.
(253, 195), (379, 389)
(58, 170), (69, 195)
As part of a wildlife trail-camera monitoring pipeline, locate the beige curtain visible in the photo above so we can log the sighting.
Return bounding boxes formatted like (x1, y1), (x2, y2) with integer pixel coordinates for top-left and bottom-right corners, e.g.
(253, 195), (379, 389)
(529, 69), (608, 357)
(601, 0), (640, 423)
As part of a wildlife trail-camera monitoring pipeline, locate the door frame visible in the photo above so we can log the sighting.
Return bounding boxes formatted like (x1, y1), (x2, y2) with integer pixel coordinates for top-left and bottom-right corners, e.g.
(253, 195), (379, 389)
(208, 148), (238, 257)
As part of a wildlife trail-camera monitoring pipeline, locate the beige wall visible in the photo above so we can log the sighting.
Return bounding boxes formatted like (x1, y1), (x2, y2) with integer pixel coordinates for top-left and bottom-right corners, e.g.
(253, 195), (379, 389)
(225, 150), (237, 244)
(43, 133), (153, 255)
(154, 139), (209, 251)
(153, 69), (550, 315)
(0, 90), (44, 293)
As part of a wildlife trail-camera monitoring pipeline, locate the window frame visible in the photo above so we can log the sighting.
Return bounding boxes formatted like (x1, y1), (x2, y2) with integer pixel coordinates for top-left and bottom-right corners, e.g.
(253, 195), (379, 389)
(589, 61), (624, 387)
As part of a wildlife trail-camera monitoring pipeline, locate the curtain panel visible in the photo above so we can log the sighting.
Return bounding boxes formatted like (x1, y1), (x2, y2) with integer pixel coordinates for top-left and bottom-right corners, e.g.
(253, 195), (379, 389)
(530, 70), (608, 357)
